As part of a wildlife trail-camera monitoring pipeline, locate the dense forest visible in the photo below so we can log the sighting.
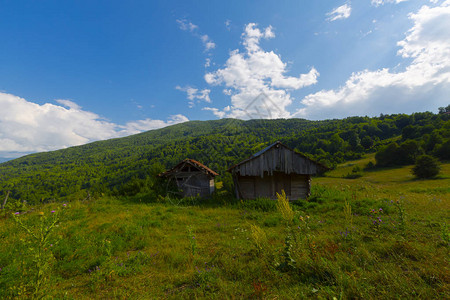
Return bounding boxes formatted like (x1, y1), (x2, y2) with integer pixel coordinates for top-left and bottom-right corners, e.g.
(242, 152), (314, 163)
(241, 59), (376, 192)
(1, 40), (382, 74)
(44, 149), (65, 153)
(0, 109), (449, 204)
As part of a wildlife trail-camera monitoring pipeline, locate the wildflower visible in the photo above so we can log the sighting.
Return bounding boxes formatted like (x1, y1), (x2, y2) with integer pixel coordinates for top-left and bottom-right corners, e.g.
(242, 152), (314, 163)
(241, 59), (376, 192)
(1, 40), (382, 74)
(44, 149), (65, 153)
(51, 210), (55, 213)
(63, 203), (67, 207)
(14, 212), (19, 215)
(39, 212), (44, 216)
(379, 208), (383, 212)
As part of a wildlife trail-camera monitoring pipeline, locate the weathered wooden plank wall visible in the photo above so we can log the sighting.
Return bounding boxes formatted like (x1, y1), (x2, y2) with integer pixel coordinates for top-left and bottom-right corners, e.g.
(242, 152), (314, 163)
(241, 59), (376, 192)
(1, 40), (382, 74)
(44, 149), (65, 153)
(233, 146), (321, 177)
(236, 173), (310, 200)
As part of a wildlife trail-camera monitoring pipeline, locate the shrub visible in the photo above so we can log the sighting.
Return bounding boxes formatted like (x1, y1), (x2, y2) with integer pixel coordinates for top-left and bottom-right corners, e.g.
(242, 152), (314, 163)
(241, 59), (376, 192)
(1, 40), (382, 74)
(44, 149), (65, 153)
(344, 166), (363, 179)
(375, 142), (399, 167)
(364, 161), (375, 170)
(411, 155), (441, 179)
(411, 155), (441, 178)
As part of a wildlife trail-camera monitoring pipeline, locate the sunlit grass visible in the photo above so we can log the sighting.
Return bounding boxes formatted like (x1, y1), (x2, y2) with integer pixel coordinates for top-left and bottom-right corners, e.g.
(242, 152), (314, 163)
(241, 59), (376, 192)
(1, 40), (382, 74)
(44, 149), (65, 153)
(0, 158), (449, 298)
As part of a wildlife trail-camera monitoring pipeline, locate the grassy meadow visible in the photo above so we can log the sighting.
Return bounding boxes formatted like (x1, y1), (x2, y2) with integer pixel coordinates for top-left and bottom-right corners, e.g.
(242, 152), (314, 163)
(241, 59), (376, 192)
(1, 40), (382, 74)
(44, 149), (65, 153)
(0, 155), (449, 299)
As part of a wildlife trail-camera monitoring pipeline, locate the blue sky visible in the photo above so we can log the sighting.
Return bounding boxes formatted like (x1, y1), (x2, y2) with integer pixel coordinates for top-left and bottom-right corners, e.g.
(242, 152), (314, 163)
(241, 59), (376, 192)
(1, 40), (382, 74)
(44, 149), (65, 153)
(1, 0), (449, 158)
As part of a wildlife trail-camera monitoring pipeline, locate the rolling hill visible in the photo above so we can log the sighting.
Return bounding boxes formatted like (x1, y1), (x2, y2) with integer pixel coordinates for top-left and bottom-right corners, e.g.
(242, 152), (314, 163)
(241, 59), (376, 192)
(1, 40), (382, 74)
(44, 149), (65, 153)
(0, 111), (448, 204)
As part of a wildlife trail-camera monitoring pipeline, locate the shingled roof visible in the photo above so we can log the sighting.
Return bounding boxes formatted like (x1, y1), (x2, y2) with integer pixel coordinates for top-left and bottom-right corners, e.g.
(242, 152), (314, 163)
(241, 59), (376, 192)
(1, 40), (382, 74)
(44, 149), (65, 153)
(159, 158), (219, 177)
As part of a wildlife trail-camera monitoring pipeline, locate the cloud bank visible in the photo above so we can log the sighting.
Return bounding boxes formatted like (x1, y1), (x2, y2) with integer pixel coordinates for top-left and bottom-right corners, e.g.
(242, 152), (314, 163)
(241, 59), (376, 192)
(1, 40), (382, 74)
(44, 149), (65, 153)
(0, 92), (188, 157)
(296, 1), (450, 119)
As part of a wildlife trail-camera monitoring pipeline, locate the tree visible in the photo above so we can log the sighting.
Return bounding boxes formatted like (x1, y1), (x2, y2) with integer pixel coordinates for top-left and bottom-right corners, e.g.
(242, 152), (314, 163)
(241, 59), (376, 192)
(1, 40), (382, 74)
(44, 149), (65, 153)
(422, 132), (443, 152)
(402, 125), (420, 140)
(412, 155), (440, 179)
(375, 142), (399, 167)
(434, 140), (450, 160)
(328, 133), (346, 153)
(361, 136), (374, 149)
(396, 140), (422, 165)
(378, 122), (397, 139)
(438, 104), (450, 114)
(394, 114), (413, 129)
(347, 130), (361, 150)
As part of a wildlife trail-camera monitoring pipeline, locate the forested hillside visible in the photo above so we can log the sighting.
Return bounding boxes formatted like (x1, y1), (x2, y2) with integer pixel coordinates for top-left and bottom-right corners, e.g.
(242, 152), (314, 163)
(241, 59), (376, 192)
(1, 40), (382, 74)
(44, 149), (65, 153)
(0, 111), (448, 204)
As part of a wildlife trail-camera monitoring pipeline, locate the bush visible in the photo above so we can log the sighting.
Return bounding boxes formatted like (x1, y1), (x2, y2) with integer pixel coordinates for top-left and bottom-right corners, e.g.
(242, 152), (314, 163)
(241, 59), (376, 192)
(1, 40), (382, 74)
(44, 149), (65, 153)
(344, 166), (363, 179)
(375, 142), (399, 167)
(375, 140), (423, 167)
(364, 161), (375, 170)
(412, 155), (441, 179)
(396, 140), (422, 165)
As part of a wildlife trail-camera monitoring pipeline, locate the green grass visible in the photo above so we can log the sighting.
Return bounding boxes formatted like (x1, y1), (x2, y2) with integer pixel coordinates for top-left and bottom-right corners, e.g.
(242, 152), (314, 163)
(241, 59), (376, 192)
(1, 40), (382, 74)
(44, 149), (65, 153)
(0, 158), (449, 299)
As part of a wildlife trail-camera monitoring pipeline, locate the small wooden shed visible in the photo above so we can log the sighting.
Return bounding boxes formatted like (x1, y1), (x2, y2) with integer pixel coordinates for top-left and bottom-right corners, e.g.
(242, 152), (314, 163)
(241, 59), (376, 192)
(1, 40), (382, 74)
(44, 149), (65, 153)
(228, 142), (328, 200)
(159, 159), (219, 198)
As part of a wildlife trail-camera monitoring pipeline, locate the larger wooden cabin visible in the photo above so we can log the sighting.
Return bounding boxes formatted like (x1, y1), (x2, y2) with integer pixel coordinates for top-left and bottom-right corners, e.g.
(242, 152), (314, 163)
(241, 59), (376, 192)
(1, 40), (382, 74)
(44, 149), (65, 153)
(228, 142), (328, 200)
(159, 159), (219, 198)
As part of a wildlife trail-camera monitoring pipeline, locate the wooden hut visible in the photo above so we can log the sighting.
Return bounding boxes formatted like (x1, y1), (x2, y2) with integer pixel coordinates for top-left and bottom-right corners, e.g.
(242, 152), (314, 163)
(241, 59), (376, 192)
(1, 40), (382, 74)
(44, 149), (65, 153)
(228, 142), (328, 200)
(159, 159), (219, 198)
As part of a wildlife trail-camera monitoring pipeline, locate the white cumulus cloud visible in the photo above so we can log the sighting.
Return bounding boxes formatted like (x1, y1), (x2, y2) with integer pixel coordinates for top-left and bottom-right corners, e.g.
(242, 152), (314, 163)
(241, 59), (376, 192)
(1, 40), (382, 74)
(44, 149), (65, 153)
(120, 114), (189, 135)
(177, 19), (216, 52)
(176, 19), (198, 32)
(205, 58), (211, 68)
(296, 1), (450, 119)
(202, 107), (226, 118)
(326, 4), (352, 21)
(204, 23), (319, 119)
(225, 19), (231, 31)
(0, 92), (188, 157)
(175, 85), (211, 108)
